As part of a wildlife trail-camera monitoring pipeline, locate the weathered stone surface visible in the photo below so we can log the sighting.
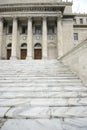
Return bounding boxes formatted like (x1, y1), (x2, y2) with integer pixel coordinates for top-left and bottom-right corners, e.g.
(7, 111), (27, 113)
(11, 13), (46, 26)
(63, 118), (87, 130)
(0, 60), (87, 130)
(0, 108), (9, 118)
(0, 119), (62, 130)
(0, 119), (7, 129)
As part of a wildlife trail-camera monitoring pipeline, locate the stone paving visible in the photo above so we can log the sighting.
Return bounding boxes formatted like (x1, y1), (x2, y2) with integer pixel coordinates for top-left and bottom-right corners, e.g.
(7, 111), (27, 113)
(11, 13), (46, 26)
(0, 60), (87, 130)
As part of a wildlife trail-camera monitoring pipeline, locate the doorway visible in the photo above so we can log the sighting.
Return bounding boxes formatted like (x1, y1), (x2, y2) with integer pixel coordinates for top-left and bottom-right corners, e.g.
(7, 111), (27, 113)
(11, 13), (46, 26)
(21, 49), (27, 59)
(7, 49), (11, 60)
(7, 43), (12, 60)
(34, 49), (42, 59)
(20, 43), (27, 59)
(34, 43), (42, 59)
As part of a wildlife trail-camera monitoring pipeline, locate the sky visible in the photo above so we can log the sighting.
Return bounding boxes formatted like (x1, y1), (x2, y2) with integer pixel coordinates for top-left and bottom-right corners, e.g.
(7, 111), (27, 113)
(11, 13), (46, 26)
(63, 0), (87, 13)
(72, 0), (87, 13)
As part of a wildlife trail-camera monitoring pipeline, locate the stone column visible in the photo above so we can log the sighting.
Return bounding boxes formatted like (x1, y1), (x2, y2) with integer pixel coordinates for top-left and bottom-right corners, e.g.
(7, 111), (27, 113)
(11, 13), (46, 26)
(57, 15), (63, 59)
(26, 17), (33, 60)
(10, 17), (18, 60)
(0, 18), (3, 59)
(42, 17), (47, 59)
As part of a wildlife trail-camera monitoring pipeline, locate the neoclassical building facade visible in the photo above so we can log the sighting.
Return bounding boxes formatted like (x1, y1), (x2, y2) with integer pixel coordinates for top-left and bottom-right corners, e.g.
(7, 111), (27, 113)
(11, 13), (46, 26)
(0, 0), (87, 60)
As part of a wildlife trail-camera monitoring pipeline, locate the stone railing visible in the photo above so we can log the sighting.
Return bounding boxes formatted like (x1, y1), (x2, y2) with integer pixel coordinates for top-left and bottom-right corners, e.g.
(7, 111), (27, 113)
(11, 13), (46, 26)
(60, 39), (87, 85)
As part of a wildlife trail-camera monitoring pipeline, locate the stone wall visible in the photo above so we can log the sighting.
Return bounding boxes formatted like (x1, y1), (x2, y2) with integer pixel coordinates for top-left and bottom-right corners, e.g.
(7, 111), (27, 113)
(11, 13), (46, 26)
(62, 18), (74, 55)
(60, 39), (87, 85)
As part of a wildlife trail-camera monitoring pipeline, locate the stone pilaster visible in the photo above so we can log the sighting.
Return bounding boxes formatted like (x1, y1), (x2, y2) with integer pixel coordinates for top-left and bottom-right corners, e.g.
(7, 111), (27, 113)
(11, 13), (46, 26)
(10, 17), (18, 60)
(0, 18), (3, 59)
(57, 15), (63, 59)
(42, 17), (47, 59)
(26, 17), (33, 60)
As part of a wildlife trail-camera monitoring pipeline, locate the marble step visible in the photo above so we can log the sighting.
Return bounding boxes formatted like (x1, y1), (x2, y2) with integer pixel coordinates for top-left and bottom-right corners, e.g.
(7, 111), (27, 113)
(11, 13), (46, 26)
(0, 82), (83, 86)
(1, 118), (87, 130)
(0, 79), (82, 83)
(0, 73), (75, 76)
(5, 106), (87, 118)
(0, 119), (63, 130)
(0, 91), (86, 98)
(0, 98), (87, 107)
(0, 76), (79, 79)
(0, 86), (86, 92)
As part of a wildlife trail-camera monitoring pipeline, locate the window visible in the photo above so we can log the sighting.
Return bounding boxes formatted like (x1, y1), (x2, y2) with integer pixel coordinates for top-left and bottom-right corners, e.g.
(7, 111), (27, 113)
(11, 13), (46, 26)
(74, 19), (76, 24)
(48, 26), (54, 34)
(35, 26), (42, 34)
(74, 33), (78, 41)
(80, 18), (83, 24)
(8, 25), (12, 34)
(22, 26), (27, 34)
(21, 43), (27, 47)
(7, 43), (12, 47)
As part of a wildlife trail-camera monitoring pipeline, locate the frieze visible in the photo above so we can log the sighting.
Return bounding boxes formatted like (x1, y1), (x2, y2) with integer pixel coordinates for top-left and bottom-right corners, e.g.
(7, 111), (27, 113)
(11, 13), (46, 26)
(0, 12), (62, 18)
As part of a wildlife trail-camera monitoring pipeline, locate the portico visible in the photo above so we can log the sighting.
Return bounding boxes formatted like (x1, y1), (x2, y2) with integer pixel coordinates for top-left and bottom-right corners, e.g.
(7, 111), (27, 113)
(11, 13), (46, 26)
(0, 13), (63, 60)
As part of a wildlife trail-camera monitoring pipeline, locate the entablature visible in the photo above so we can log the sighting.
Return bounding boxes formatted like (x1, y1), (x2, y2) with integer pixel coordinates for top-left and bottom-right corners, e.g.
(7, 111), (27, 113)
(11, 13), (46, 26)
(0, 6), (65, 13)
(0, 11), (62, 18)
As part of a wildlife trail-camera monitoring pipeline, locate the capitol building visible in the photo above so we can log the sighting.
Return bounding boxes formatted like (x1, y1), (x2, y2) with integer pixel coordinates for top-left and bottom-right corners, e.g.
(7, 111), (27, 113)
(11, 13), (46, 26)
(0, 0), (87, 60)
(0, 0), (87, 130)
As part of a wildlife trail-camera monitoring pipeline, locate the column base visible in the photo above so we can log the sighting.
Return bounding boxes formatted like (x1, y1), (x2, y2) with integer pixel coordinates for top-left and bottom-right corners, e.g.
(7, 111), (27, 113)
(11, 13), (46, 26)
(42, 54), (48, 59)
(26, 56), (33, 60)
(10, 56), (17, 60)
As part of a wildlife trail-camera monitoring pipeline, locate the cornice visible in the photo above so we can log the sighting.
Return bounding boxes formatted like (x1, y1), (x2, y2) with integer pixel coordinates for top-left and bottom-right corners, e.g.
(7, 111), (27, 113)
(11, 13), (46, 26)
(0, 2), (72, 7)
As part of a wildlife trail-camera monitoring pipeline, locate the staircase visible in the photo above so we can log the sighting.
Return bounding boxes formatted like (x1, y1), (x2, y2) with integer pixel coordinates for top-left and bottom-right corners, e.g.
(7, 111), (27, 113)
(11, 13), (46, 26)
(0, 60), (87, 130)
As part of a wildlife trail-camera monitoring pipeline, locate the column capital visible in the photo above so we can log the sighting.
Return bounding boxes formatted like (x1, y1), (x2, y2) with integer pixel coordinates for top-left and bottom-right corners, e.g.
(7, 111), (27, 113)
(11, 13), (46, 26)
(42, 16), (47, 20)
(57, 15), (63, 20)
(27, 16), (32, 21)
(12, 16), (18, 21)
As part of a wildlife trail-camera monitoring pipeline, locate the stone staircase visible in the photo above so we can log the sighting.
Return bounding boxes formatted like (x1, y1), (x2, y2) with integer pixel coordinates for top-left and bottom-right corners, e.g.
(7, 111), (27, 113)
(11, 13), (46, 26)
(0, 60), (87, 130)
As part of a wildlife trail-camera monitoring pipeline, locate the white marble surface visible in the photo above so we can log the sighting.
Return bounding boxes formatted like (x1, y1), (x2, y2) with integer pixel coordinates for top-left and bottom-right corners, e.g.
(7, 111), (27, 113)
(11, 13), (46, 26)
(63, 118), (87, 130)
(0, 91), (87, 98)
(0, 119), (62, 130)
(0, 107), (9, 117)
(5, 106), (87, 118)
(1, 118), (87, 130)
(0, 98), (87, 107)
(6, 107), (50, 118)
(0, 60), (87, 130)
(51, 107), (87, 118)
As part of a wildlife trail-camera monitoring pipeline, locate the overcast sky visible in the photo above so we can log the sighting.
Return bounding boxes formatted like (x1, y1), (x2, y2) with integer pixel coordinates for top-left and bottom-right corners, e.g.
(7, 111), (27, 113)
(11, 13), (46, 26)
(72, 0), (87, 13)
(63, 0), (87, 13)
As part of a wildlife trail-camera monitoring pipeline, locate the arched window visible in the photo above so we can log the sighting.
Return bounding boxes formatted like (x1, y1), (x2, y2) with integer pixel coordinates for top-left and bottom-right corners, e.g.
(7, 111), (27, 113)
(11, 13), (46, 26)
(7, 43), (12, 47)
(21, 43), (27, 47)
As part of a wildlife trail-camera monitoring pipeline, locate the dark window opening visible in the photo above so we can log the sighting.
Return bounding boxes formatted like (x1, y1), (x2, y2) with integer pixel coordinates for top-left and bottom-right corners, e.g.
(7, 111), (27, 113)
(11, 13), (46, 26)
(8, 26), (12, 34)
(74, 33), (78, 41)
(22, 26), (27, 34)
(48, 26), (54, 34)
(80, 19), (83, 24)
(35, 26), (42, 34)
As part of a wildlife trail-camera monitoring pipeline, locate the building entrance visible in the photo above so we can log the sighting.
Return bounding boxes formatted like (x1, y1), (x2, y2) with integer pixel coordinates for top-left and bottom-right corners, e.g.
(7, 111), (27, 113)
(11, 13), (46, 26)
(7, 49), (11, 60)
(21, 49), (27, 59)
(34, 49), (42, 59)
(20, 43), (27, 59)
(34, 43), (42, 59)
(7, 43), (12, 60)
